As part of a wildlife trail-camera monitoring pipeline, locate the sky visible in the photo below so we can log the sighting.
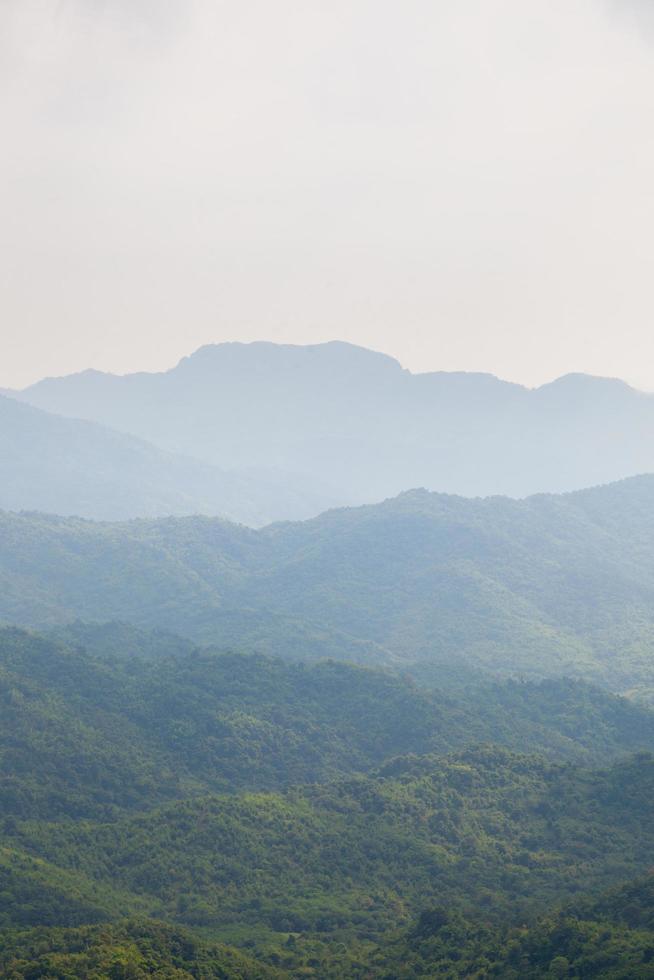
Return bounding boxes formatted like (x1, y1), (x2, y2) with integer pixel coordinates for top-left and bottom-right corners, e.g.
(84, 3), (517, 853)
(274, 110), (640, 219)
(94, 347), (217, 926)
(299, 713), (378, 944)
(1, 0), (654, 390)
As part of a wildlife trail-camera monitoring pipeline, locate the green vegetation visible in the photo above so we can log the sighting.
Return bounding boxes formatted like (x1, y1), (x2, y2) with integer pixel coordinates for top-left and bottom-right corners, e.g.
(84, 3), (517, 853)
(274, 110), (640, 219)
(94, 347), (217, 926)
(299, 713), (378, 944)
(12, 746), (654, 939)
(370, 876), (654, 978)
(4, 737), (654, 975)
(0, 919), (282, 979)
(3, 619), (654, 974)
(6, 371), (654, 976)
(4, 879), (654, 978)
(5, 476), (654, 696)
(3, 626), (654, 823)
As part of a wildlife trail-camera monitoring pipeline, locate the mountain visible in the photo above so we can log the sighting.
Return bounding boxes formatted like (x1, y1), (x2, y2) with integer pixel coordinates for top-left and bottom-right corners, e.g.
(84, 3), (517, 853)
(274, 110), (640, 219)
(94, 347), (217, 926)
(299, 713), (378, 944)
(0, 393), (336, 524)
(3, 627), (654, 975)
(6, 847), (654, 980)
(3, 625), (654, 823)
(12, 341), (654, 501)
(4, 476), (654, 695)
(7, 745), (654, 965)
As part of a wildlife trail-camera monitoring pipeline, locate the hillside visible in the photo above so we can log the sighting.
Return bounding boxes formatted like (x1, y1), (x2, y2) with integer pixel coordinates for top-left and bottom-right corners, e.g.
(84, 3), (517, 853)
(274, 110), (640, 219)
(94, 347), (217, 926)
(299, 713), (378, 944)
(3, 628), (654, 974)
(0, 394), (336, 524)
(8, 747), (654, 968)
(4, 477), (654, 694)
(0, 920), (282, 979)
(5, 878), (654, 978)
(4, 626), (654, 822)
(369, 876), (654, 978)
(13, 341), (654, 501)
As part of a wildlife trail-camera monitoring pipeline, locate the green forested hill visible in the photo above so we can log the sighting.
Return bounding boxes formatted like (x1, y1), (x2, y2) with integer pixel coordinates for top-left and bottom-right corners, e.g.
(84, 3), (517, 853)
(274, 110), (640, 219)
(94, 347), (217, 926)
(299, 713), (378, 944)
(4, 476), (654, 694)
(5, 878), (654, 978)
(3, 628), (654, 974)
(7, 748), (654, 970)
(0, 919), (283, 979)
(3, 627), (654, 823)
(369, 875), (654, 978)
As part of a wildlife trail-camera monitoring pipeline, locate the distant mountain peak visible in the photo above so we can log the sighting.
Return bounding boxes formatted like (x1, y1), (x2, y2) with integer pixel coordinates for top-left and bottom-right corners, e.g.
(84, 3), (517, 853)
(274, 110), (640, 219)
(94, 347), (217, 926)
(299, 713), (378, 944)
(15, 342), (648, 395)
(535, 372), (639, 395)
(174, 339), (405, 375)
(11, 340), (654, 506)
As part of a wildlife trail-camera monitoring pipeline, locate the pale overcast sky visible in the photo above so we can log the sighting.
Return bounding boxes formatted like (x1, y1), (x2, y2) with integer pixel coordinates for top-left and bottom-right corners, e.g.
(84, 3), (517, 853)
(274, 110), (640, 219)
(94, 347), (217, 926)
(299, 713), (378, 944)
(1, 0), (654, 389)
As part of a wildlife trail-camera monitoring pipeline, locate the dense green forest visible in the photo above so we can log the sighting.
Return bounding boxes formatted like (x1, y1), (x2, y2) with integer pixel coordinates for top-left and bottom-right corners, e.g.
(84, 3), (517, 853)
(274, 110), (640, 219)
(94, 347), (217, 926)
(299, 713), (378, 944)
(2, 626), (654, 975)
(3, 863), (654, 977)
(367, 875), (654, 978)
(0, 919), (283, 979)
(3, 625), (654, 820)
(4, 476), (654, 698)
(15, 746), (654, 934)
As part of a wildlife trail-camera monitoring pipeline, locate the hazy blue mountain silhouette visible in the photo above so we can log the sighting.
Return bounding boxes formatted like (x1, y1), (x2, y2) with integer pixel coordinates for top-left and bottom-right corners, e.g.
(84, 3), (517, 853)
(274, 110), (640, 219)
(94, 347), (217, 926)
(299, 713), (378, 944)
(13, 341), (654, 501)
(0, 394), (337, 524)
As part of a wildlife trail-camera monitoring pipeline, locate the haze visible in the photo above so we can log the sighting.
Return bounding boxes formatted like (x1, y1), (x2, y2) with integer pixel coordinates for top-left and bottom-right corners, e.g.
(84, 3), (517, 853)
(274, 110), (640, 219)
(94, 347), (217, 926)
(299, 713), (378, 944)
(2, 0), (654, 389)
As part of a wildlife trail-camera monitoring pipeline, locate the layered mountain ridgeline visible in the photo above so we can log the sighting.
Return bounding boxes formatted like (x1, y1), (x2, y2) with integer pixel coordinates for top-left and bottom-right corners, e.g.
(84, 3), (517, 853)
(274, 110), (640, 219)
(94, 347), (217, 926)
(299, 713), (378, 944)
(12, 340), (654, 500)
(4, 476), (654, 695)
(4, 625), (654, 822)
(0, 393), (337, 525)
(3, 628), (654, 975)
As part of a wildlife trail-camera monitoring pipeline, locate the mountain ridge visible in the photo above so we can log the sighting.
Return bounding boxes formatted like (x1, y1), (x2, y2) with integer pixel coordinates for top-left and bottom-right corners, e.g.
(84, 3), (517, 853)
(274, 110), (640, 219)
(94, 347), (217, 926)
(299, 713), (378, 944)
(0, 393), (339, 525)
(8, 341), (644, 394)
(3, 474), (654, 696)
(11, 340), (654, 502)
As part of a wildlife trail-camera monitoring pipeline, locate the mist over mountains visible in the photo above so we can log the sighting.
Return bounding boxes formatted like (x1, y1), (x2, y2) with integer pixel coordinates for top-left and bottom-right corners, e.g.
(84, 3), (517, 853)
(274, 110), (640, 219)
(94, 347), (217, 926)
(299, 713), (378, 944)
(5, 340), (654, 976)
(3, 474), (654, 699)
(0, 392), (337, 525)
(7, 0), (654, 969)
(9, 341), (654, 518)
(4, 340), (654, 693)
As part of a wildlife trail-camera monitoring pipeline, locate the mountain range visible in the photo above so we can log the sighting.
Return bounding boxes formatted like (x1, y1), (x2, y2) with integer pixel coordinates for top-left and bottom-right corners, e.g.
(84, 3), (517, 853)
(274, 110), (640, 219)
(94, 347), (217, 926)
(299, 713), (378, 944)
(5, 340), (654, 975)
(3, 474), (654, 698)
(2, 625), (654, 977)
(0, 393), (337, 524)
(10, 340), (654, 510)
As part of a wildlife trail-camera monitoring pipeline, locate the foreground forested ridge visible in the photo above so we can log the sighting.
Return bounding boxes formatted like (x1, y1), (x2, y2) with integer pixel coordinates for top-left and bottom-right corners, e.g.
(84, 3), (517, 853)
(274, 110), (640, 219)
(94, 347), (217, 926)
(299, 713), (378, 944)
(0, 920), (283, 979)
(2, 627), (654, 976)
(4, 475), (654, 697)
(367, 876), (654, 978)
(4, 880), (654, 978)
(3, 625), (654, 818)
